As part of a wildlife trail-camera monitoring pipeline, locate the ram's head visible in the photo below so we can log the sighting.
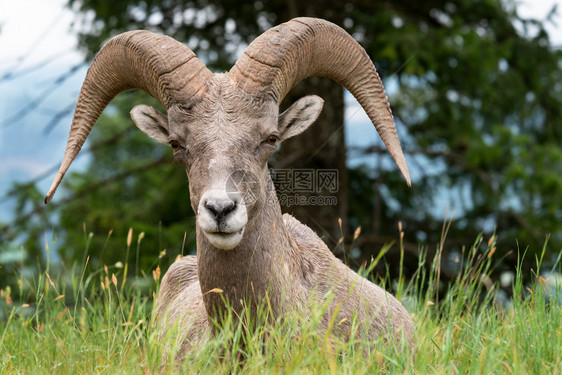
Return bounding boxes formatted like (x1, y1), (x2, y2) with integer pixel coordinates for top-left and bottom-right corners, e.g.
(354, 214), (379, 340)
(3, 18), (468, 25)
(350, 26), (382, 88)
(45, 18), (410, 250)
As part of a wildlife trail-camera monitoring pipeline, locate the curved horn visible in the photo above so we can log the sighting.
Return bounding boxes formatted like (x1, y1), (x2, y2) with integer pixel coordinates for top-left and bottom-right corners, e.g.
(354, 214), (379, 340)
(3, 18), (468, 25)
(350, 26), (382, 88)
(229, 17), (410, 186)
(44, 31), (212, 203)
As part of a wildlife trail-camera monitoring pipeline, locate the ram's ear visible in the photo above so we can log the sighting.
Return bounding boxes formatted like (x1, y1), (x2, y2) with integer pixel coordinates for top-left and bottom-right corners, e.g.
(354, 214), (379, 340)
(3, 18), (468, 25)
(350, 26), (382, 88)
(130, 105), (170, 144)
(278, 95), (324, 141)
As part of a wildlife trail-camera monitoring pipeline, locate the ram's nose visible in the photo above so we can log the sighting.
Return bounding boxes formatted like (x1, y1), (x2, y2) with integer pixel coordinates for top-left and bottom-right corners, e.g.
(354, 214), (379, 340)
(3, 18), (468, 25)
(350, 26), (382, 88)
(198, 189), (245, 227)
(198, 189), (247, 250)
(204, 198), (236, 222)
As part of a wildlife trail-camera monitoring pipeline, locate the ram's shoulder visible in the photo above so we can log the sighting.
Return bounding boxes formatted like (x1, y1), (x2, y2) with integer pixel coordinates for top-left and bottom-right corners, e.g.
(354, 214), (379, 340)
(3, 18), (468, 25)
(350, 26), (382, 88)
(283, 213), (331, 254)
(159, 255), (199, 302)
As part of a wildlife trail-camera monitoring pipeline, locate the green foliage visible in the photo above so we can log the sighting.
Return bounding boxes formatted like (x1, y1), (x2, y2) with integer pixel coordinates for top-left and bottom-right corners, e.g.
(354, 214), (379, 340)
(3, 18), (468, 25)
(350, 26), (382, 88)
(348, 0), (562, 263)
(57, 0), (562, 270)
(1, 231), (560, 373)
(3, 0), (560, 282)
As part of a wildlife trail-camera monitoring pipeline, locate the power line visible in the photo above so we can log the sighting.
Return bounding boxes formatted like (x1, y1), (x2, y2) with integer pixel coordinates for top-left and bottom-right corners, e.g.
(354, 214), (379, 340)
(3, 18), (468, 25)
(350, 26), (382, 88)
(0, 127), (134, 206)
(0, 50), (75, 83)
(0, 8), (65, 69)
(0, 156), (171, 241)
(42, 102), (76, 135)
(1, 61), (86, 128)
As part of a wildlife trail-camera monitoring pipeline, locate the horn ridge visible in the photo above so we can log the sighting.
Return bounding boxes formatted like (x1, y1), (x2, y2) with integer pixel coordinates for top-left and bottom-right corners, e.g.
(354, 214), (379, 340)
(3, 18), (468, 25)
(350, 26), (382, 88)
(45, 31), (212, 203)
(229, 17), (411, 186)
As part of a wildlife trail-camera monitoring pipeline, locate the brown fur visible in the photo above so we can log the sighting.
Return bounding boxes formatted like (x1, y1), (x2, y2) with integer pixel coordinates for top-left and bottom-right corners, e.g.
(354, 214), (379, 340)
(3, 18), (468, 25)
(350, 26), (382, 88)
(44, 19), (416, 362)
(148, 80), (416, 355)
(154, 208), (415, 358)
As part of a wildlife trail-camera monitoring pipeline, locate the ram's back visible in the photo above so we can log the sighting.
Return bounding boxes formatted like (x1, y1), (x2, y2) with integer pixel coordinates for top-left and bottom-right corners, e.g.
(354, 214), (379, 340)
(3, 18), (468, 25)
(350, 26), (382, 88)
(283, 213), (415, 348)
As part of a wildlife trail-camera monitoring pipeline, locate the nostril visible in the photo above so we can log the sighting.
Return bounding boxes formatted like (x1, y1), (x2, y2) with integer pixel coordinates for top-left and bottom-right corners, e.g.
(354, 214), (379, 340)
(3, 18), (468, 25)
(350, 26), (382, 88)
(205, 200), (236, 222)
(223, 201), (235, 214)
(205, 201), (218, 217)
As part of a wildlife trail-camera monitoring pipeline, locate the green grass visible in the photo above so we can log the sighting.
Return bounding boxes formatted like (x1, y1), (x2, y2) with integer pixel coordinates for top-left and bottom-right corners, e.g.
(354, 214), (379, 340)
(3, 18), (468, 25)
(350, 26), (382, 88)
(0, 232), (560, 374)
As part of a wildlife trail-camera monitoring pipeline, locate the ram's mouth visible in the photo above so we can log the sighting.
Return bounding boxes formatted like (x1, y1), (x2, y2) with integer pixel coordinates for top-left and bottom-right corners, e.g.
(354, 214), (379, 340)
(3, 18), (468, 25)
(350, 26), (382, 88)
(203, 228), (245, 250)
(205, 228), (243, 238)
(208, 228), (244, 235)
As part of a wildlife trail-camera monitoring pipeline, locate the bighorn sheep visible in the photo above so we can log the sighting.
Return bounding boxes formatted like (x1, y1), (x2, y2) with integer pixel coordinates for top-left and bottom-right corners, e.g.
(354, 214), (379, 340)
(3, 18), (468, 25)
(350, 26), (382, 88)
(45, 17), (415, 356)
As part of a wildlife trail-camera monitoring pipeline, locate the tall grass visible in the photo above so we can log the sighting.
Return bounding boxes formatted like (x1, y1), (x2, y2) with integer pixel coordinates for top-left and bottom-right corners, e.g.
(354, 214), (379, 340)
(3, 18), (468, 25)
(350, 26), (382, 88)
(0, 227), (560, 374)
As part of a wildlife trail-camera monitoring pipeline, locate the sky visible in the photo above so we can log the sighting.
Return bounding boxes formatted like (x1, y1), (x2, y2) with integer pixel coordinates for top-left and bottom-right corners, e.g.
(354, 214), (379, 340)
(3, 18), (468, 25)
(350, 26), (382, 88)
(0, 0), (561, 221)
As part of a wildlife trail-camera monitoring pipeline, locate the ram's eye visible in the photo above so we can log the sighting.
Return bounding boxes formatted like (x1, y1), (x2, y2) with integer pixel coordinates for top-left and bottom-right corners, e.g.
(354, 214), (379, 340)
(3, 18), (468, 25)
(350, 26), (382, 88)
(266, 135), (278, 145)
(170, 140), (181, 151)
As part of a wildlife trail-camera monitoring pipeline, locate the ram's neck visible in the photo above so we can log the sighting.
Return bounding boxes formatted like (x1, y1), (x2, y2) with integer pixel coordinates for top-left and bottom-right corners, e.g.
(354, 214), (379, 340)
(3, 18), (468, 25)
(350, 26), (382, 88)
(196, 176), (303, 323)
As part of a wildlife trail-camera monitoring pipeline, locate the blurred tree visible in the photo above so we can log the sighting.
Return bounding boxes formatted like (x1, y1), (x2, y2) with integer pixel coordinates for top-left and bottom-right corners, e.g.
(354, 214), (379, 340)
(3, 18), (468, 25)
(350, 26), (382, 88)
(0, 93), (197, 278)
(3, 0), (559, 283)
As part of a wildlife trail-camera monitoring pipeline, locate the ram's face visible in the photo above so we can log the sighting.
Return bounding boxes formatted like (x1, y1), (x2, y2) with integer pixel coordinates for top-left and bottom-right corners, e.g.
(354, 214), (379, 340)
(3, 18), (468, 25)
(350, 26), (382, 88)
(131, 75), (323, 250)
